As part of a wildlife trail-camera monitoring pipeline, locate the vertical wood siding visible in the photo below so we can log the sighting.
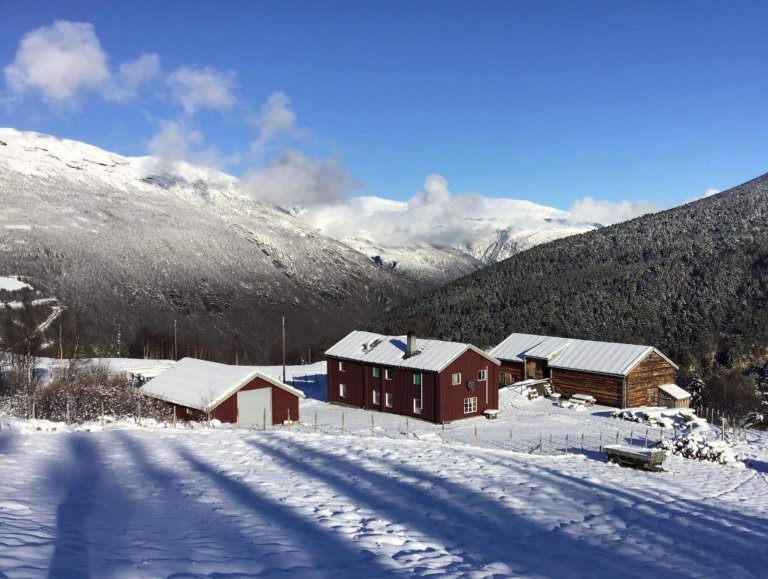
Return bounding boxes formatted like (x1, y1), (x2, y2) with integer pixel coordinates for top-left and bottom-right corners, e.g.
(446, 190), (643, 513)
(327, 351), (499, 423)
(211, 376), (300, 425)
(439, 350), (499, 422)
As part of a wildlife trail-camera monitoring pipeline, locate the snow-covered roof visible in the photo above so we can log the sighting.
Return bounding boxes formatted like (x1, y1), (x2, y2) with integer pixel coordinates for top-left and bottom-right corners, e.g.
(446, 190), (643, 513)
(491, 333), (678, 376)
(325, 330), (499, 373)
(658, 383), (691, 400)
(140, 358), (305, 412)
(489, 334), (571, 363)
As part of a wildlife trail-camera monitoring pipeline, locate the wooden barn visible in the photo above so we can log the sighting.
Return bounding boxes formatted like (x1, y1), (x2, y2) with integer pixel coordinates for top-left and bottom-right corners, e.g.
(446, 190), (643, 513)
(140, 357), (306, 426)
(490, 333), (679, 408)
(325, 330), (500, 423)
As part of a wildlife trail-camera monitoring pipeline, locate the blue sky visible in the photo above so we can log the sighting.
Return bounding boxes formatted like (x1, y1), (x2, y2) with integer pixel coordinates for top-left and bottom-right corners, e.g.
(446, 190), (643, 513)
(1, 1), (767, 215)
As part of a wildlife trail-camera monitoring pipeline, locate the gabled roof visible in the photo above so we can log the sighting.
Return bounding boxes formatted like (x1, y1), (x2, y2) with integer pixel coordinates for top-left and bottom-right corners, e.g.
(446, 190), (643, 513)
(491, 333), (678, 377)
(659, 383), (691, 400)
(325, 330), (499, 373)
(140, 357), (305, 412)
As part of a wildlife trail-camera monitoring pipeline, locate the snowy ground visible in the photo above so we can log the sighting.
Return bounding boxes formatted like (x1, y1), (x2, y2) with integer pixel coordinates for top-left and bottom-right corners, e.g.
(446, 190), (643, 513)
(2, 366), (768, 577)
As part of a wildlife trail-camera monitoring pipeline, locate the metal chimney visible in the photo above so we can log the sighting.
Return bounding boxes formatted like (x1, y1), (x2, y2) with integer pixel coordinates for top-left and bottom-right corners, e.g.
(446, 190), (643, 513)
(406, 331), (414, 358)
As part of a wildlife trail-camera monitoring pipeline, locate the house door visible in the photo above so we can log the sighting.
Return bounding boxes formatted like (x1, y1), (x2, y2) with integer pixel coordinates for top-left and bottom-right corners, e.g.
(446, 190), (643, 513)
(238, 389), (272, 427)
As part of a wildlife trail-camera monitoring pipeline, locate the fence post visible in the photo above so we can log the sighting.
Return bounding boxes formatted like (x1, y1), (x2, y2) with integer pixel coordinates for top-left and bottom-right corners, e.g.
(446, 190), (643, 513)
(137, 398), (141, 425)
(32, 402), (36, 420)
(341, 412), (345, 435)
(66, 399), (70, 424)
(101, 400), (105, 427)
(565, 434), (569, 455)
(630, 428), (633, 446)
(581, 433), (584, 452)
(615, 431), (619, 444)
(539, 433), (543, 455)
(314, 412), (318, 433)
(599, 432), (603, 452)
(441, 422), (445, 445)
(262, 408), (266, 431)
(173, 406), (177, 429)
(371, 414), (375, 438)
(474, 425), (478, 447)
(645, 428), (649, 448)
(406, 418), (410, 440)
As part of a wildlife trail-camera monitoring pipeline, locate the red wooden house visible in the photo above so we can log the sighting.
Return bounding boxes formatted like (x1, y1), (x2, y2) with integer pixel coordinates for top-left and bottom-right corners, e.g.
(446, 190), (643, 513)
(140, 357), (306, 426)
(325, 330), (500, 423)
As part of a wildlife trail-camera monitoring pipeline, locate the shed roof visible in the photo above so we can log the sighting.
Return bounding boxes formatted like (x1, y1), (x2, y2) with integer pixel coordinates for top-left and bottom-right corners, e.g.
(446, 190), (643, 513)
(658, 383), (691, 400)
(140, 357), (305, 412)
(325, 330), (499, 373)
(491, 333), (678, 376)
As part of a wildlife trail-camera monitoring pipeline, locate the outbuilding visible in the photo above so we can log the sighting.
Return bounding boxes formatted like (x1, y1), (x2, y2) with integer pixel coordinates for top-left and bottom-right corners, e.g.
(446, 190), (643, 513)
(658, 383), (691, 409)
(325, 330), (500, 423)
(140, 357), (305, 426)
(491, 333), (679, 408)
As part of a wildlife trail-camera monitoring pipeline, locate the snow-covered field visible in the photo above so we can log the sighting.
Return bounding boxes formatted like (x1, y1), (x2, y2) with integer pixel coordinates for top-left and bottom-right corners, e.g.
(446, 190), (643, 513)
(2, 368), (768, 577)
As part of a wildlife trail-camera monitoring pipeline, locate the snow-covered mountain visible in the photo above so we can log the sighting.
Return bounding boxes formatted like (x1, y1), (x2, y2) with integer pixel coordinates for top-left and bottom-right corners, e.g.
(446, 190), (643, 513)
(298, 190), (598, 283)
(0, 129), (419, 362)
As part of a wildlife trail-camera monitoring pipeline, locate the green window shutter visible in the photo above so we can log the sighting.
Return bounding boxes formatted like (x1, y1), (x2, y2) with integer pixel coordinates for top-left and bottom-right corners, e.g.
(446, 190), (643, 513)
(373, 367), (380, 378)
(413, 374), (421, 385)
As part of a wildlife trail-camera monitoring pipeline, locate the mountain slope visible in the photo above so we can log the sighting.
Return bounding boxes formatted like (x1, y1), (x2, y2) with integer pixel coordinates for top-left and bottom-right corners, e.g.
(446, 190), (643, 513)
(0, 129), (420, 362)
(376, 172), (768, 373)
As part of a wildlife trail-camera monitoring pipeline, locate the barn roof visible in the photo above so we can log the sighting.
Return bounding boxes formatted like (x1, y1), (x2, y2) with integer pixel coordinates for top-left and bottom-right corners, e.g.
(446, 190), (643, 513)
(489, 334), (571, 363)
(325, 330), (499, 373)
(490, 333), (678, 376)
(140, 357), (305, 412)
(658, 383), (691, 400)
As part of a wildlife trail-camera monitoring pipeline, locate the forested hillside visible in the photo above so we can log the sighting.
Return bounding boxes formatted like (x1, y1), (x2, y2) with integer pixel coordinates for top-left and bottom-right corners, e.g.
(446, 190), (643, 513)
(377, 173), (768, 380)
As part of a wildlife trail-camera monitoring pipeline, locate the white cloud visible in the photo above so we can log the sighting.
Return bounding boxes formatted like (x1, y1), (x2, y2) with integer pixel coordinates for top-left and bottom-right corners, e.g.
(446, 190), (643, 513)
(119, 53), (161, 92)
(250, 91), (300, 152)
(241, 149), (356, 207)
(567, 197), (661, 226)
(3, 20), (111, 104)
(167, 66), (236, 115)
(146, 120), (239, 171)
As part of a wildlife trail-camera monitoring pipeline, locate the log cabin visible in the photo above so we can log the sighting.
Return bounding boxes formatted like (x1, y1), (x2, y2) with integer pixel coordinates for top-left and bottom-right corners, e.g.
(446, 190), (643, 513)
(325, 330), (500, 423)
(490, 333), (680, 408)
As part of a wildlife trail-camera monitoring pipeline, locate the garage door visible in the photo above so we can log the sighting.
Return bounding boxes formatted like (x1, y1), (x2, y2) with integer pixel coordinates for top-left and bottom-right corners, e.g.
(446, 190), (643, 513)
(237, 388), (272, 427)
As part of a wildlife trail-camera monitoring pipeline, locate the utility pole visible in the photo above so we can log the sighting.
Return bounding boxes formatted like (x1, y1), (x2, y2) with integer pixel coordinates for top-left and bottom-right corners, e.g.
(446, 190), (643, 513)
(282, 316), (286, 382)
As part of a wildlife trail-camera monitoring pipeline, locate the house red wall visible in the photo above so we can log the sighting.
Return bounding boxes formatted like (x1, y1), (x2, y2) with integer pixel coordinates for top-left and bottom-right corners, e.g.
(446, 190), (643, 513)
(327, 350), (499, 423)
(170, 376), (300, 425)
(438, 349), (499, 422)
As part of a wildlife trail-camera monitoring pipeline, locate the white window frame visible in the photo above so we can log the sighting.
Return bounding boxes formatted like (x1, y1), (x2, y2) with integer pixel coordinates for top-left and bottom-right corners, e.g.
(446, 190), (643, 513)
(339, 383), (347, 398)
(478, 369), (487, 381)
(413, 398), (422, 414)
(464, 396), (478, 414)
(384, 368), (393, 380)
(373, 390), (380, 405)
(385, 392), (393, 408)
(452, 372), (462, 385)
(339, 360), (346, 372)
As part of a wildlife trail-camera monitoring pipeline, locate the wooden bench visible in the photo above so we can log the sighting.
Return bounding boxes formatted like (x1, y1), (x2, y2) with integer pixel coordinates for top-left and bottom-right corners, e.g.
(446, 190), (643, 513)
(571, 393), (597, 406)
(604, 445), (665, 471)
